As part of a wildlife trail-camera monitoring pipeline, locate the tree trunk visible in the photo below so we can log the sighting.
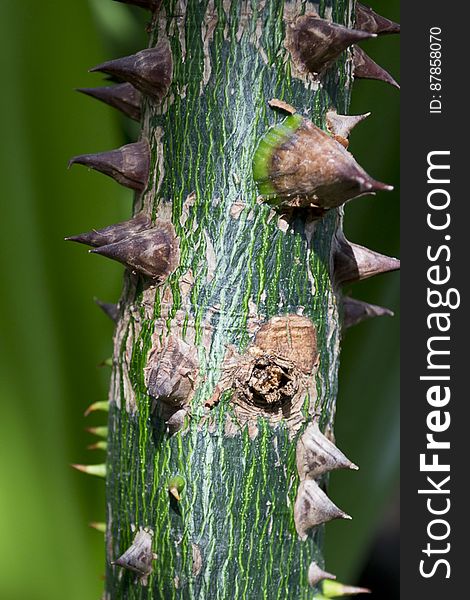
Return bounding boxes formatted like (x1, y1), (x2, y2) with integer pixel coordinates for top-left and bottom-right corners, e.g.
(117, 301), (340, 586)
(71, 0), (395, 598)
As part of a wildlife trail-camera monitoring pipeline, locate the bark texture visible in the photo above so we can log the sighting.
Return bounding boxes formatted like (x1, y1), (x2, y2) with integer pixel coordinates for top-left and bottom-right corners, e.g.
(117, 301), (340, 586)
(105, 1), (354, 598)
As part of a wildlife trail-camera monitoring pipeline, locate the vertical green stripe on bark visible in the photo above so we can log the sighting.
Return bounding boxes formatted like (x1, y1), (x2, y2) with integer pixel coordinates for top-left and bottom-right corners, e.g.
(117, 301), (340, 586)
(106, 1), (351, 598)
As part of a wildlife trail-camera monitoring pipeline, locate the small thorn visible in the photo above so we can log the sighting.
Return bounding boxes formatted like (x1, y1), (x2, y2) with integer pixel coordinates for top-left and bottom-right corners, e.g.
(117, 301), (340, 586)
(294, 479), (351, 539)
(168, 475), (185, 501)
(355, 3), (400, 35)
(343, 297), (394, 329)
(86, 426), (108, 439)
(326, 109), (370, 143)
(112, 529), (155, 578)
(66, 213), (151, 249)
(113, 0), (160, 10)
(77, 83), (141, 121)
(322, 579), (371, 597)
(89, 522), (107, 533)
(308, 562), (337, 588)
(90, 222), (179, 281)
(334, 233), (400, 285)
(71, 463), (106, 478)
(87, 441), (108, 451)
(287, 13), (376, 76)
(90, 41), (172, 102)
(99, 357), (113, 368)
(353, 45), (400, 89)
(68, 140), (150, 191)
(297, 421), (359, 479)
(84, 401), (109, 416)
(94, 298), (119, 323)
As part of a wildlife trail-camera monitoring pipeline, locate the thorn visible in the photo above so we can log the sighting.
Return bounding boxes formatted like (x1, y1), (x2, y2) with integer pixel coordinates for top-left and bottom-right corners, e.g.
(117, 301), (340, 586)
(112, 529), (155, 578)
(87, 441), (108, 451)
(113, 0), (160, 11)
(297, 421), (358, 479)
(77, 83), (141, 121)
(71, 463), (106, 478)
(68, 140), (150, 191)
(99, 357), (113, 368)
(343, 297), (394, 329)
(167, 475), (186, 501)
(84, 401), (109, 417)
(322, 579), (371, 597)
(90, 222), (179, 281)
(294, 479), (351, 540)
(90, 41), (172, 102)
(94, 298), (120, 323)
(308, 562), (337, 587)
(86, 426), (108, 439)
(353, 45), (400, 89)
(66, 213), (151, 249)
(326, 109), (370, 143)
(355, 3), (400, 35)
(334, 233), (400, 285)
(287, 13), (376, 76)
(253, 114), (392, 210)
(89, 522), (106, 533)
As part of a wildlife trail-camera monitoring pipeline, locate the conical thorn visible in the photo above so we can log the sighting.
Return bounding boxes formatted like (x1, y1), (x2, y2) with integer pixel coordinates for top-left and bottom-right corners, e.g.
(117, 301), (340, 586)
(326, 109), (370, 145)
(84, 401), (109, 417)
(89, 522), (106, 533)
(334, 233), (400, 285)
(287, 13), (376, 76)
(294, 479), (351, 540)
(94, 298), (120, 323)
(343, 297), (394, 329)
(322, 579), (371, 597)
(112, 529), (155, 578)
(77, 83), (141, 121)
(308, 561), (337, 587)
(353, 45), (400, 89)
(66, 213), (151, 249)
(355, 3), (400, 35)
(68, 140), (150, 191)
(86, 426), (108, 439)
(297, 421), (358, 479)
(113, 0), (161, 11)
(71, 463), (107, 478)
(90, 41), (172, 102)
(90, 222), (179, 282)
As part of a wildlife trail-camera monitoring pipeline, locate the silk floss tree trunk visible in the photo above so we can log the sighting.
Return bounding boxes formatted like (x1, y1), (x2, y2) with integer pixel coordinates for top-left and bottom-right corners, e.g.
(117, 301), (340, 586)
(68, 1), (400, 598)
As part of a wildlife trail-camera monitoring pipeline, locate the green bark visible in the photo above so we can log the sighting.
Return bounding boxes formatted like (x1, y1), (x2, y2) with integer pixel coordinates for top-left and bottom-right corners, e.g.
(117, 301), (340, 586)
(106, 1), (352, 598)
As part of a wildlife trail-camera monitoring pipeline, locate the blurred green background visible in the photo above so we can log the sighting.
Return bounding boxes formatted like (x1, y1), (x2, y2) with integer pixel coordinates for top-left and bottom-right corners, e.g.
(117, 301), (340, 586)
(0, 1), (398, 599)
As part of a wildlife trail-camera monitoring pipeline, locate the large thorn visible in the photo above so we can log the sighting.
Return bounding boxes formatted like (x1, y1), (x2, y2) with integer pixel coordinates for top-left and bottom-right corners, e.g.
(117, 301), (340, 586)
(94, 298), (120, 323)
(77, 83), (141, 121)
(294, 479), (351, 540)
(71, 463), (106, 478)
(68, 140), (150, 191)
(308, 562), (337, 588)
(91, 222), (179, 282)
(287, 13), (376, 76)
(322, 579), (371, 596)
(65, 213), (151, 249)
(343, 297), (394, 329)
(90, 41), (172, 102)
(113, 0), (160, 10)
(253, 114), (392, 210)
(334, 234), (400, 285)
(355, 3), (400, 35)
(297, 421), (358, 480)
(353, 46), (400, 89)
(112, 529), (156, 578)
